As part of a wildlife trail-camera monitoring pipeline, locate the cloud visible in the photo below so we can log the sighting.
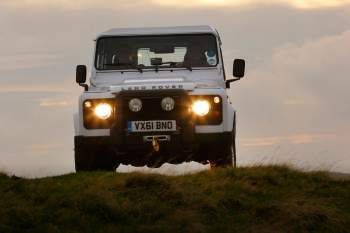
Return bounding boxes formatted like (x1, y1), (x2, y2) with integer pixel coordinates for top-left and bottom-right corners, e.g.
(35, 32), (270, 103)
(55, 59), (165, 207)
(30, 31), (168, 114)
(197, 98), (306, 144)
(2, 0), (349, 9)
(28, 143), (64, 152)
(292, 0), (350, 9)
(242, 137), (280, 147)
(0, 0), (146, 9)
(283, 98), (307, 105)
(154, 0), (350, 9)
(39, 99), (71, 107)
(1, 1), (350, 176)
(0, 53), (60, 71)
(234, 29), (350, 141)
(242, 133), (337, 147)
(271, 30), (350, 113)
(0, 85), (74, 93)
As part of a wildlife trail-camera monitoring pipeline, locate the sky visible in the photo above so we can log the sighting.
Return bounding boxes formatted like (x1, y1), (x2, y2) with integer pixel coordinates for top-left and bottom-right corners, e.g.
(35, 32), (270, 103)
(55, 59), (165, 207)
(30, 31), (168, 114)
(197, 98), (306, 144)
(0, 0), (349, 177)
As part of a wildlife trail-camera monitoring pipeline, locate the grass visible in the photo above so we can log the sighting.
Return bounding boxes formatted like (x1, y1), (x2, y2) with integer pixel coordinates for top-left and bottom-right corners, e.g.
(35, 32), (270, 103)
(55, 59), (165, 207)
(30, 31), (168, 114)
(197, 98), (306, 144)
(0, 166), (349, 233)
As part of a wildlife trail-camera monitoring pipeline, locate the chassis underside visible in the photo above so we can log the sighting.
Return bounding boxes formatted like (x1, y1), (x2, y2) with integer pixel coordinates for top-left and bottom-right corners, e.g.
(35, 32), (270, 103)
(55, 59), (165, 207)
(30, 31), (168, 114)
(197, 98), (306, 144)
(74, 131), (233, 169)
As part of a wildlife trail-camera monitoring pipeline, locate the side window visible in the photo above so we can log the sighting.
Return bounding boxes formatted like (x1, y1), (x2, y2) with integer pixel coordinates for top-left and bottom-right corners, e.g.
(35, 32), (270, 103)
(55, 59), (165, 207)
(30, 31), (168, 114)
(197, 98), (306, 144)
(96, 41), (109, 69)
(111, 54), (118, 64)
(96, 53), (108, 70)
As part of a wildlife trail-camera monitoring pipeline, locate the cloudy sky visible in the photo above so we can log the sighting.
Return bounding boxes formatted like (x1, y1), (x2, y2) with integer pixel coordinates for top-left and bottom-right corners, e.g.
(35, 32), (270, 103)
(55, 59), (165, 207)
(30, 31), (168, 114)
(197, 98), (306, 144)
(0, 0), (349, 177)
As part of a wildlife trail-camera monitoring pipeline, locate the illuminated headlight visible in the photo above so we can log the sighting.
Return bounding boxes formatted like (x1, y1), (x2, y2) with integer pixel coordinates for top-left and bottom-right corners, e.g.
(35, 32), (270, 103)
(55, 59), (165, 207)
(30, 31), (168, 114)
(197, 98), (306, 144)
(129, 98), (142, 112)
(161, 97), (175, 111)
(191, 100), (211, 116)
(94, 103), (113, 120)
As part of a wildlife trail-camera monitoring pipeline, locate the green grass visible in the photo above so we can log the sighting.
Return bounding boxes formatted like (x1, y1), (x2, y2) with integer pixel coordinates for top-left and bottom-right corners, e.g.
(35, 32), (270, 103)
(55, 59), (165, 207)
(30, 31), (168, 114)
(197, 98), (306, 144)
(0, 166), (349, 233)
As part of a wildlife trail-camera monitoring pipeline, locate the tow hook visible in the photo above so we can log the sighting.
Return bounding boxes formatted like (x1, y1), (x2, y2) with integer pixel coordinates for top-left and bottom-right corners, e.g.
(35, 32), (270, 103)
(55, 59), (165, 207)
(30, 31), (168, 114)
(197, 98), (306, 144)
(143, 135), (170, 152)
(152, 137), (160, 152)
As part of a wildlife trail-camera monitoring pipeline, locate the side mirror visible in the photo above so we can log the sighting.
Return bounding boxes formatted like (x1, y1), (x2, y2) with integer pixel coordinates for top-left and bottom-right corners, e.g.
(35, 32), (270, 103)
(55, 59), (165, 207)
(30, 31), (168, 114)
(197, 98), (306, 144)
(233, 59), (245, 78)
(76, 65), (88, 91)
(226, 59), (246, 88)
(76, 65), (87, 83)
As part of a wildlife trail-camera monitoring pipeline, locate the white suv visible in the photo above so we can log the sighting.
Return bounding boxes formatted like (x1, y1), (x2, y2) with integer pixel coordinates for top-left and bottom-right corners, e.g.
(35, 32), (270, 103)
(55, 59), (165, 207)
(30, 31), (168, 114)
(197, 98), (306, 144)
(74, 25), (245, 171)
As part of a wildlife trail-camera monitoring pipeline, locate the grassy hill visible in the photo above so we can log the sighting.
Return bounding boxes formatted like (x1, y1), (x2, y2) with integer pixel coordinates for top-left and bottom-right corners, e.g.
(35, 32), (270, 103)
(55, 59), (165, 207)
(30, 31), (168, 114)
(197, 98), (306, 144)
(0, 166), (349, 233)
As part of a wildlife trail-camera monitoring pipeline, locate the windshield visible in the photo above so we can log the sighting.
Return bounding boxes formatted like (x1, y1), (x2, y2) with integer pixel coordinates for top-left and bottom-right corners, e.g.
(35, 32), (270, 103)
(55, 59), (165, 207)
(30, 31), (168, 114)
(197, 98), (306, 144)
(95, 34), (219, 71)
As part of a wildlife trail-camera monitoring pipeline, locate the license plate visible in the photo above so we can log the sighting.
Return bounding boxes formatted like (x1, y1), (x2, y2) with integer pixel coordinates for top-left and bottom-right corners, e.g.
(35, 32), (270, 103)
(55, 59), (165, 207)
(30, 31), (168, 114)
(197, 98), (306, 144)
(128, 120), (177, 132)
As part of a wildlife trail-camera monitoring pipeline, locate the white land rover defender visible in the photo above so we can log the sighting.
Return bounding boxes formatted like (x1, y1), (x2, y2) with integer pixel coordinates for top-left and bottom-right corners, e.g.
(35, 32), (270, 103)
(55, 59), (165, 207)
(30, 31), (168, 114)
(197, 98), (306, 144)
(74, 26), (245, 171)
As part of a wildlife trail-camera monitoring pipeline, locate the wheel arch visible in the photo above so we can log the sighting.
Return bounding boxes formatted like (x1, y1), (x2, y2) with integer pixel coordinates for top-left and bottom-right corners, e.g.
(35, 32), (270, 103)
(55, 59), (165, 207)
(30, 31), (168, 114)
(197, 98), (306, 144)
(225, 102), (237, 132)
(73, 112), (80, 136)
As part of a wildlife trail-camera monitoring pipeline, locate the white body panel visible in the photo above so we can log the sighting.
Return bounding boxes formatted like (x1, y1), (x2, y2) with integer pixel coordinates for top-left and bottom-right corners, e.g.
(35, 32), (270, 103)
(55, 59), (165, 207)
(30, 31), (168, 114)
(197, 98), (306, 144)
(97, 25), (219, 38)
(74, 26), (236, 137)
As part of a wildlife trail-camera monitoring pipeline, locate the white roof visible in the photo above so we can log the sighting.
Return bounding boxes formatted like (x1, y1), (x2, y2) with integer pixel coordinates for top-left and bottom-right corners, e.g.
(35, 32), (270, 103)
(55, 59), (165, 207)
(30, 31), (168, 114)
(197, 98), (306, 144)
(97, 25), (218, 38)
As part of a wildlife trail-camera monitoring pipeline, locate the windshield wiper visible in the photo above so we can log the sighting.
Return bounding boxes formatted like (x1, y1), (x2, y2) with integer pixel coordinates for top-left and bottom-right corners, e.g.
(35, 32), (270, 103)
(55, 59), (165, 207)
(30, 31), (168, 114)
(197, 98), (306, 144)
(150, 61), (176, 72)
(160, 62), (177, 66)
(156, 62), (193, 72)
(183, 64), (193, 71)
(104, 61), (193, 73)
(164, 61), (192, 71)
(103, 63), (143, 73)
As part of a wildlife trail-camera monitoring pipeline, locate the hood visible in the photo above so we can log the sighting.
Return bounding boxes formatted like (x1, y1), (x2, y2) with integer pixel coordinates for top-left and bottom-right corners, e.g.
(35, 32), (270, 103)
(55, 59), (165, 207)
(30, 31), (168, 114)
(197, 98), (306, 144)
(90, 69), (225, 92)
(106, 77), (196, 93)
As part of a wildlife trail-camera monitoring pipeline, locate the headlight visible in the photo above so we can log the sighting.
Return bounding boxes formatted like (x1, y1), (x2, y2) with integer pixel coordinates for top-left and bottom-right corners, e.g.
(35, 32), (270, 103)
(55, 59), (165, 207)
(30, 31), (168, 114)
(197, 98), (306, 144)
(94, 103), (112, 119)
(83, 99), (115, 129)
(191, 100), (211, 116)
(161, 97), (175, 111)
(129, 98), (142, 112)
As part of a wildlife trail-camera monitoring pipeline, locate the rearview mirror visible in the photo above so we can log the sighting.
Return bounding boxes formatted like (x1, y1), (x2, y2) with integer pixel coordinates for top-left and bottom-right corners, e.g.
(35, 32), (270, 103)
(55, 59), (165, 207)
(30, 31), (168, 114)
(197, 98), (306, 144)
(151, 58), (163, 66)
(150, 46), (175, 54)
(76, 65), (88, 91)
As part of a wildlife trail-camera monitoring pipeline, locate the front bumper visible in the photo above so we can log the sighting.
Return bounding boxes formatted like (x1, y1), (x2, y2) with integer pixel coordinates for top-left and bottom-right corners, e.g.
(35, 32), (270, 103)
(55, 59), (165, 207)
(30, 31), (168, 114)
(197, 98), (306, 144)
(76, 89), (233, 165)
(74, 131), (232, 164)
(75, 132), (230, 148)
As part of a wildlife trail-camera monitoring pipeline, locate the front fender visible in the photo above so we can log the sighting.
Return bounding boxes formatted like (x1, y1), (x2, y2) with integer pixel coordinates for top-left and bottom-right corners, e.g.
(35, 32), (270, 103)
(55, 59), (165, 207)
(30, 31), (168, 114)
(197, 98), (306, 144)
(225, 102), (236, 132)
(73, 112), (80, 136)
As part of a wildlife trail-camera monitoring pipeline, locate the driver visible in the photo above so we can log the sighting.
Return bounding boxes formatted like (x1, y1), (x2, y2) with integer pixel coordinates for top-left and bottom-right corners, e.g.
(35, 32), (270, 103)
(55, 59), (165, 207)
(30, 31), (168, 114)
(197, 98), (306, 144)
(183, 45), (207, 67)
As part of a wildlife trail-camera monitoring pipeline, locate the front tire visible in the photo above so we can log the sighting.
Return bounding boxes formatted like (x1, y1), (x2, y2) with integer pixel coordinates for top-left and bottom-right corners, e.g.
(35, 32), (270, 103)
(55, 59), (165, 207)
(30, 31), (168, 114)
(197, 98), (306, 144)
(74, 137), (119, 172)
(209, 119), (237, 168)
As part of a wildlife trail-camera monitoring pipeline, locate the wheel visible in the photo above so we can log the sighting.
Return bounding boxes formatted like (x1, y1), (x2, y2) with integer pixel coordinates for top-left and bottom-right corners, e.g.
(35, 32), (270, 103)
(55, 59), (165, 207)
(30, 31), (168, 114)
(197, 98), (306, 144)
(232, 118), (237, 168)
(74, 137), (119, 172)
(75, 147), (120, 172)
(210, 118), (237, 168)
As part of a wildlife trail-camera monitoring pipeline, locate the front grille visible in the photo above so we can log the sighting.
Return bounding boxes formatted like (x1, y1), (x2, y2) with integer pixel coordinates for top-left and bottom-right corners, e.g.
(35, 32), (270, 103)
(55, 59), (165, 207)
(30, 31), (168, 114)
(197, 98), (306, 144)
(116, 90), (189, 131)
